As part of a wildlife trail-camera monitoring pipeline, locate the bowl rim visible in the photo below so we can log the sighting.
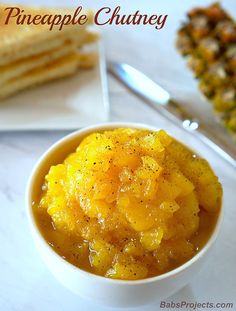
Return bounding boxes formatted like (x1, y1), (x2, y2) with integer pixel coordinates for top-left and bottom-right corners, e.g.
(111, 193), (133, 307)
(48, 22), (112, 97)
(26, 121), (224, 285)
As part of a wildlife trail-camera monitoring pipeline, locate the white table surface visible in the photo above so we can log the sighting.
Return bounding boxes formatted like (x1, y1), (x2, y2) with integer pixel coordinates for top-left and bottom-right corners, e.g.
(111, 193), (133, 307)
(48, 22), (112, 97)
(1, 1), (236, 310)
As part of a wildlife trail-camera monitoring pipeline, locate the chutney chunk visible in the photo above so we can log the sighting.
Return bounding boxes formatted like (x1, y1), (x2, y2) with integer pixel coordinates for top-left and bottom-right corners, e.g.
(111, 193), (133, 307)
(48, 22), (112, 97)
(140, 228), (164, 251)
(106, 262), (148, 280)
(37, 128), (222, 280)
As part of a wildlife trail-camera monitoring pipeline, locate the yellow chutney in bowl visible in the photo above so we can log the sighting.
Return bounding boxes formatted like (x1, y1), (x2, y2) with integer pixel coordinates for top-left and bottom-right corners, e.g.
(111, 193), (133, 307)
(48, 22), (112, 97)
(32, 126), (222, 281)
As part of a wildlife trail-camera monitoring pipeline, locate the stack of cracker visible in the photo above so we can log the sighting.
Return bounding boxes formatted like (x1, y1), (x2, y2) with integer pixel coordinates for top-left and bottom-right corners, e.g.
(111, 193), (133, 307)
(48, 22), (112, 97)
(0, 5), (97, 99)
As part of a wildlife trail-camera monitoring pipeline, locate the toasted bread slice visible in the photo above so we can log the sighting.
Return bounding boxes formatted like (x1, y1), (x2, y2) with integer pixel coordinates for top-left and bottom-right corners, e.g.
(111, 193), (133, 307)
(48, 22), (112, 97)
(0, 5), (94, 65)
(0, 53), (80, 99)
(0, 41), (79, 85)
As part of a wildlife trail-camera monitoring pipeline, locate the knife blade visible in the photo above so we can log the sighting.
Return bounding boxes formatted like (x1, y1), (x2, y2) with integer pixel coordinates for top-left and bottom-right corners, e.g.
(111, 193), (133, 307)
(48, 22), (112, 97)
(108, 61), (236, 169)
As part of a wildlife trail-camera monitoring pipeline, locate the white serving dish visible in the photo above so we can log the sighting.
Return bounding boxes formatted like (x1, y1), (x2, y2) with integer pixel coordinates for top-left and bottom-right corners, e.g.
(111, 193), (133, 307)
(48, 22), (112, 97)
(26, 122), (223, 308)
(0, 43), (109, 131)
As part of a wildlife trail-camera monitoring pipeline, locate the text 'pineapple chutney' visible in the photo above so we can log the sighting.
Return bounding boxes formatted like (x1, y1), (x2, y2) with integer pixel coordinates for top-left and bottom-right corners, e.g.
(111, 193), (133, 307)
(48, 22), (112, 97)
(34, 128), (222, 280)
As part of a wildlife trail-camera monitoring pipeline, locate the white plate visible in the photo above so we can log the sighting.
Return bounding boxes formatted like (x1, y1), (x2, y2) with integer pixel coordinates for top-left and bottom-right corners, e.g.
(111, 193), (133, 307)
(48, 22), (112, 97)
(0, 43), (109, 131)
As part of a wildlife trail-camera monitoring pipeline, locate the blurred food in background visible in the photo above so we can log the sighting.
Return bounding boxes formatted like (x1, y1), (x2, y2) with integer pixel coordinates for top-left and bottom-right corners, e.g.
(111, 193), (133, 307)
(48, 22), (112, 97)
(0, 5), (98, 99)
(177, 2), (236, 135)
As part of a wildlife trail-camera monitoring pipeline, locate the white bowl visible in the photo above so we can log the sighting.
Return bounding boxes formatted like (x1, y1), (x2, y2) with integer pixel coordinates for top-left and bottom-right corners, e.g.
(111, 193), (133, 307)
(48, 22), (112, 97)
(26, 122), (223, 308)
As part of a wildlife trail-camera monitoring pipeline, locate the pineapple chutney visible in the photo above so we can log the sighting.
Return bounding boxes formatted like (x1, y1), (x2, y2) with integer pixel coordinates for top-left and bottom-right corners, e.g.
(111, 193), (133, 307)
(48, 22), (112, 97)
(35, 128), (222, 280)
